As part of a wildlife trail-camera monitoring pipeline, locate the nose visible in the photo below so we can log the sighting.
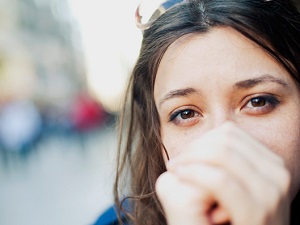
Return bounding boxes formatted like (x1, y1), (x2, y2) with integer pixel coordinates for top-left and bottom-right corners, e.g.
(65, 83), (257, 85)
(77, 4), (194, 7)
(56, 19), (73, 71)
(206, 106), (236, 131)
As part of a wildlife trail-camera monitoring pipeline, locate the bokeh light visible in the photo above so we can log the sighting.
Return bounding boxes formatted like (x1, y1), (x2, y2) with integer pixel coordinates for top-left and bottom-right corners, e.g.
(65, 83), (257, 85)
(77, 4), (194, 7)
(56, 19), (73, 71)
(69, 0), (142, 113)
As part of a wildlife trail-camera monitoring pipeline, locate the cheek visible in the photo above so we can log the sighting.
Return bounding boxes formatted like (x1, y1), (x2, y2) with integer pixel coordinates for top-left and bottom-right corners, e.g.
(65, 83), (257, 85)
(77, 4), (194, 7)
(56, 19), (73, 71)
(273, 127), (300, 198)
(244, 117), (300, 198)
(161, 132), (184, 160)
(161, 128), (183, 160)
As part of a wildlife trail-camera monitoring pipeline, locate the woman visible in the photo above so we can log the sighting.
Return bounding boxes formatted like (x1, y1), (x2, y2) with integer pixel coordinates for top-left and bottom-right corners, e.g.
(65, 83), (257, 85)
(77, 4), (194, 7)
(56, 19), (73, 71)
(98, 0), (300, 224)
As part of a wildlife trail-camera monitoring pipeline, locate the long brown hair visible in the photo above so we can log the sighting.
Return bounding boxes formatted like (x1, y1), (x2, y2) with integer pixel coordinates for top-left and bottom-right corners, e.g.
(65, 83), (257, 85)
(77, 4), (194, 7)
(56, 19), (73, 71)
(114, 0), (300, 224)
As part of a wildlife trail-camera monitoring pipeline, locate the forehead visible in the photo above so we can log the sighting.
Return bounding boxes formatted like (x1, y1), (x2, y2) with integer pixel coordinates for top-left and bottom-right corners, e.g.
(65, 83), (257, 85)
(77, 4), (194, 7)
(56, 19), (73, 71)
(154, 27), (291, 97)
(159, 27), (267, 73)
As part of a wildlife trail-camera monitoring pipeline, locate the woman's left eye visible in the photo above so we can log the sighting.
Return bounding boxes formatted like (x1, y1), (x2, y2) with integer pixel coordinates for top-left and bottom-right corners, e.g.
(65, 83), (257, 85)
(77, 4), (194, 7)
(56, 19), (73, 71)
(242, 95), (280, 114)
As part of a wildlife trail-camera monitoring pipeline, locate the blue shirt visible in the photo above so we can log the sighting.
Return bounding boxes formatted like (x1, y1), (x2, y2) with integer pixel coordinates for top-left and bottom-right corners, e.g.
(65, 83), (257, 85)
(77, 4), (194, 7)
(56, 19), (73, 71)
(93, 200), (131, 225)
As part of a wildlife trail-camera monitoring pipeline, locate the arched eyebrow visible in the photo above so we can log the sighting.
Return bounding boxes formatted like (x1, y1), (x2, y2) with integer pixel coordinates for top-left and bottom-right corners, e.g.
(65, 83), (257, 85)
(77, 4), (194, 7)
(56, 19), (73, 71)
(158, 87), (199, 107)
(233, 74), (289, 89)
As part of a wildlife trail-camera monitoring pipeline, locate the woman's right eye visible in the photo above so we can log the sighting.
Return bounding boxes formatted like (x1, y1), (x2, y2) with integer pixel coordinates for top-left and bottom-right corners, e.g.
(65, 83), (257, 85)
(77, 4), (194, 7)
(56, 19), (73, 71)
(169, 109), (201, 126)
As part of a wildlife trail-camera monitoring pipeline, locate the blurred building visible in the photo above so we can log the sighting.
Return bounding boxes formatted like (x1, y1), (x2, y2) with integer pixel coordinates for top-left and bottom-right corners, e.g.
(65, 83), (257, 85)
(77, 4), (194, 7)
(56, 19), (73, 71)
(0, 0), (105, 151)
(0, 0), (85, 102)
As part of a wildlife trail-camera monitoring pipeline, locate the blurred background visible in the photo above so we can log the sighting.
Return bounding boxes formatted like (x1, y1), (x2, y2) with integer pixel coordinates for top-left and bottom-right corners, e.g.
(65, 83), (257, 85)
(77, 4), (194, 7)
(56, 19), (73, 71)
(0, 0), (142, 224)
(2, 1), (299, 225)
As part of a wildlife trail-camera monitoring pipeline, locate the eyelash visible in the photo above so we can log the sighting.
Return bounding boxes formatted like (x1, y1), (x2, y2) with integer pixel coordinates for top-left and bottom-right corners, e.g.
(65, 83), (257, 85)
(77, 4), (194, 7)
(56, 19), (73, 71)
(168, 107), (201, 126)
(169, 108), (199, 122)
(242, 94), (280, 114)
(168, 95), (280, 126)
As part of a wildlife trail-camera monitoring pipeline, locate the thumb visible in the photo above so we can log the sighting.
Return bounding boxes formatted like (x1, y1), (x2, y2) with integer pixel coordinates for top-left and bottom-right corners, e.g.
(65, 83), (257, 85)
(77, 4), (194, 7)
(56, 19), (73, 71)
(156, 172), (211, 225)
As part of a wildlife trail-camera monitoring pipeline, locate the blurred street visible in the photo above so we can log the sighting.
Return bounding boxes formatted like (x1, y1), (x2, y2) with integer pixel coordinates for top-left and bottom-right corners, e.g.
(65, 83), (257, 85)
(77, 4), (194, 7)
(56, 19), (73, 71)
(0, 0), (141, 224)
(0, 118), (117, 225)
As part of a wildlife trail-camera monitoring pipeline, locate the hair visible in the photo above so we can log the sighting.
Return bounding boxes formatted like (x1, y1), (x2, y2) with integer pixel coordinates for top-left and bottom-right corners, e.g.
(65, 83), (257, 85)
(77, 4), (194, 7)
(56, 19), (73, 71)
(114, 0), (300, 224)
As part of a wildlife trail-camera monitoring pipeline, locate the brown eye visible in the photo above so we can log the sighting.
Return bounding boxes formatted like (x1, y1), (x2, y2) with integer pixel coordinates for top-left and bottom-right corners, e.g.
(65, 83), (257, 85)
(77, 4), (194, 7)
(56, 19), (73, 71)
(169, 108), (201, 126)
(180, 110), (195, 119)
(242, 95), (280, 116)
(250, 97), (266, 107)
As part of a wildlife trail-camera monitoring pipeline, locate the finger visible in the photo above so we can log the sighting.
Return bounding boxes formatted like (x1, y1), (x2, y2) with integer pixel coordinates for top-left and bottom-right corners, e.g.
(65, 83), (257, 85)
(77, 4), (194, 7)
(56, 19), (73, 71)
(156, 172), (211, 225)
(168, 122), (282, 170)
(209, 205), (230, 225)
(167, 122), (289, 192)
(172, 163), (275, 225)
(223, 122), (284, 166)
(168, 145), (290, 198)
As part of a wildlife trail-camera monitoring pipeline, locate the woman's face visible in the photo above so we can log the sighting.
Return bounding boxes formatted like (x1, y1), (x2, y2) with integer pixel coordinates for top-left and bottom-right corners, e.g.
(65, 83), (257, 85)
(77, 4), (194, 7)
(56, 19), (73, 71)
(154, 27), (300, 199)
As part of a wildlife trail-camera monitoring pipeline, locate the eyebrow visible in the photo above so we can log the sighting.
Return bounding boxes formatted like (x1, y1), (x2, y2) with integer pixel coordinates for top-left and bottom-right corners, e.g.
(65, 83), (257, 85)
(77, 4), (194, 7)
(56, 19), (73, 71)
(233, 74), (289, 89)
(159, 87), (199, 107)
(158, 74), (289, 107)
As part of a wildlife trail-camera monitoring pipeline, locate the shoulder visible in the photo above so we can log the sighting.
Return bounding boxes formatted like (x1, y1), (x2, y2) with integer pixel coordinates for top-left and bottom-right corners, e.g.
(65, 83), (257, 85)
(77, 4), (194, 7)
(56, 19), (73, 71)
(93, 205), (121, 225)
(93, 200), (132, 225)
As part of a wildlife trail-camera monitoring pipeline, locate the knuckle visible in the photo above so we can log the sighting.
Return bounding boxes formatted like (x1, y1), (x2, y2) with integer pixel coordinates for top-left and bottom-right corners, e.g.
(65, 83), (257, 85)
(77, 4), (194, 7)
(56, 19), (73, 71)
(276, 154), (286, 166)
(267, 185), (281, 206)
(260, 184), (285, 216)
(214, 131), (233, 162)
(254, 210), (268, 224)
(280, 168), (291, 193)
(212, 170), (229, 188)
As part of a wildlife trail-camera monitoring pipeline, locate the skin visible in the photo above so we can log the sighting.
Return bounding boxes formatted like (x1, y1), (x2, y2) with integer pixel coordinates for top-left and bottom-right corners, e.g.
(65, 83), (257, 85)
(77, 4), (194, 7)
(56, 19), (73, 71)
(154, 27), (300, 224)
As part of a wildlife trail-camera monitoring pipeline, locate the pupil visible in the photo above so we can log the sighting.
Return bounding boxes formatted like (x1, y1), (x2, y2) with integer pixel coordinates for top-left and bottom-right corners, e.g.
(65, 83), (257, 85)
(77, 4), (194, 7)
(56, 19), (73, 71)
(251, 97), (266, 107)
(181, 110), (194, 119)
